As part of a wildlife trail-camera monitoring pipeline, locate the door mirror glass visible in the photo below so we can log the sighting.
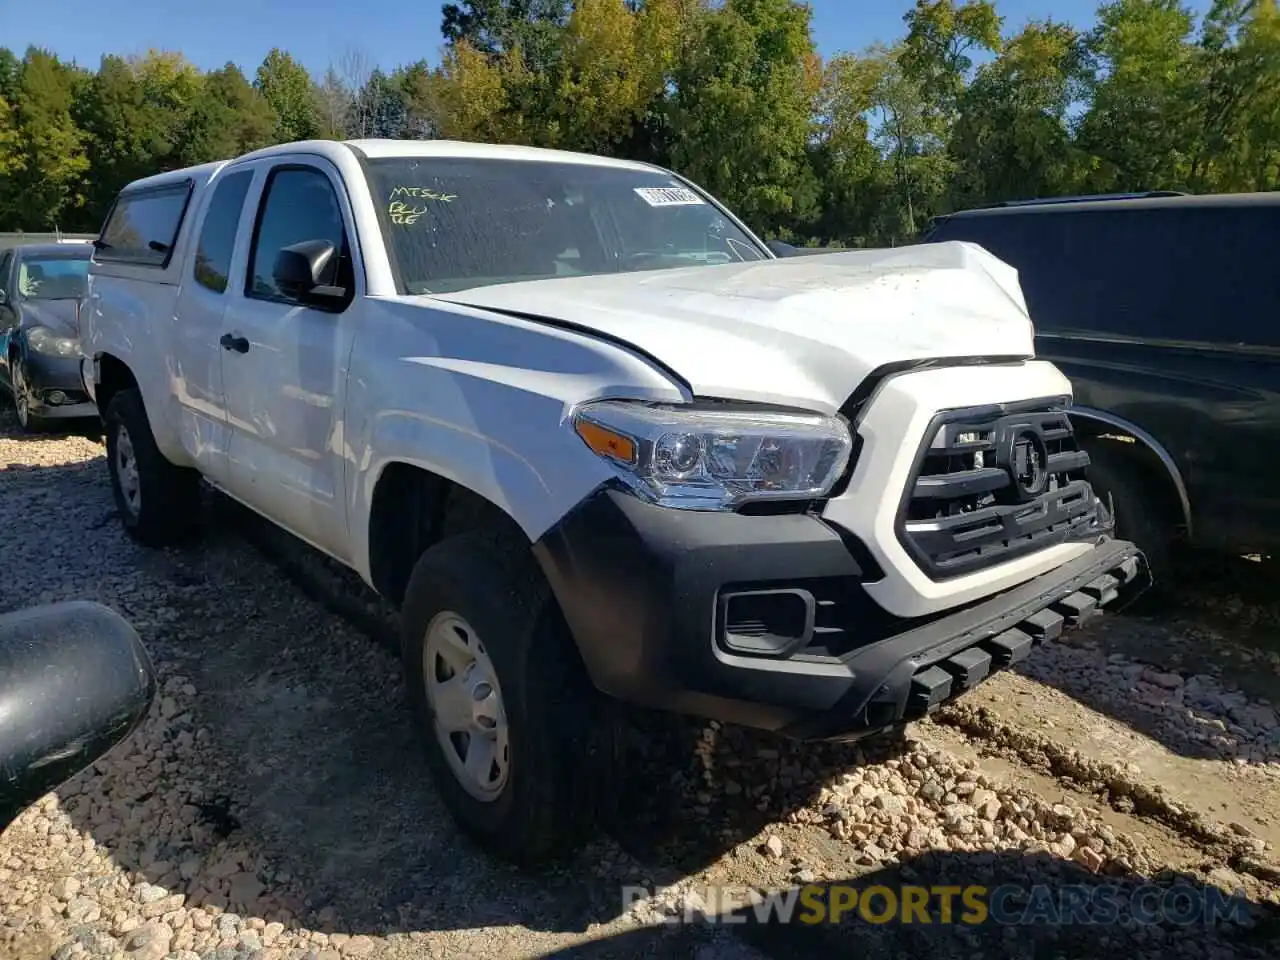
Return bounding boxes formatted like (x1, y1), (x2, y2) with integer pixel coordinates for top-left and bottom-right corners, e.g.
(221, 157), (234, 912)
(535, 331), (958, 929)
(0, 601), (155, 828)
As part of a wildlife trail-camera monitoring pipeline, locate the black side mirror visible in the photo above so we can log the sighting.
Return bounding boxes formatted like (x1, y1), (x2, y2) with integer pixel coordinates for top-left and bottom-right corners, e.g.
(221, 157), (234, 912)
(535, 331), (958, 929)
(0, 601), (155, 829)
(272, 239), (346, 306)
(766, 239), (799, 258)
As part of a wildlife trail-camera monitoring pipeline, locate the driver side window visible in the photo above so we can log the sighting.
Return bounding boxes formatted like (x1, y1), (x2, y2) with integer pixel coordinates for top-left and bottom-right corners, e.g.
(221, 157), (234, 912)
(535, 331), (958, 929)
(246, 166), (353, 305)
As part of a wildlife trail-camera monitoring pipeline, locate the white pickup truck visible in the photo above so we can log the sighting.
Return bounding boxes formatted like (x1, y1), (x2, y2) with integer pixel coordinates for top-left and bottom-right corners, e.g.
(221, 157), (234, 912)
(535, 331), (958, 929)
(81, 138), (1149, 863)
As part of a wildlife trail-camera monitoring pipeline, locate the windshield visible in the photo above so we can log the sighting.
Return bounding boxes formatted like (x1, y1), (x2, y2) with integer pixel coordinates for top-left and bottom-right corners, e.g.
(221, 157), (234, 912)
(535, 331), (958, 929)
(365, 157), (767, 295)
(18, 256), (90, 300)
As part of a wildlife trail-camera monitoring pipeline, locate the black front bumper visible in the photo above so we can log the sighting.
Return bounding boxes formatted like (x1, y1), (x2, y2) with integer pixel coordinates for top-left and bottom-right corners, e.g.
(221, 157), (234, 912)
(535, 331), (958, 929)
(22, 351), (94, 414)
(533, 487), (1150, 741)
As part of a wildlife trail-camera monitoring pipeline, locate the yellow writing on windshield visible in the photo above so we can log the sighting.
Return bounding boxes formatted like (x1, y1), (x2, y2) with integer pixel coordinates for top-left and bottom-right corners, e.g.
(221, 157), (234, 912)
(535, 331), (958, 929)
(388, 201), (428, 224)
(387, 186), (457, 225)
(390, 186), (457, 201)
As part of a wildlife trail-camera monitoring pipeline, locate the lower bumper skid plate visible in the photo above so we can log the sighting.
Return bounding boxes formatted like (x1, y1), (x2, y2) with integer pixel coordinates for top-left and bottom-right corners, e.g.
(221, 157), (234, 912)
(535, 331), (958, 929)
(904, 553), (1145, 719)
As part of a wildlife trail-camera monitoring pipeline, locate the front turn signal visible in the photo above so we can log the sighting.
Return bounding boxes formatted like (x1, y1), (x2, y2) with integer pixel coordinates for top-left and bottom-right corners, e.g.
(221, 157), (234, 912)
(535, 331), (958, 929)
(574, 417), (638, 465)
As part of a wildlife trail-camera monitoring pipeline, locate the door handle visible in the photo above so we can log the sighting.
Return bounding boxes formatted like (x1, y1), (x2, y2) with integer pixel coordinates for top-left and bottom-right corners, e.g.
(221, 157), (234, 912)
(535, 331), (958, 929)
(220, 333), (249, 354)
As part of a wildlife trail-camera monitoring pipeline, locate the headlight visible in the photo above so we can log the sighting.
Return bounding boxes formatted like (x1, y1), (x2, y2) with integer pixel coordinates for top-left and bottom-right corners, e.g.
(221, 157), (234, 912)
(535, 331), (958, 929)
(572, 400), (853, 511)
(26, 326), (80, 358)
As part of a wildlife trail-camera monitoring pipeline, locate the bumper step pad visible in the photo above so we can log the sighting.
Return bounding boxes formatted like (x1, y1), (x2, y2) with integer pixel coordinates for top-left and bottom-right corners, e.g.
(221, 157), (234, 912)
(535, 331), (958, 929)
(941, 646), (992, 691)
(984, 627), (1033, 667)
(1053, 591), (1100, 627)
(1082, 573), (1121, 606)
(906, 666), (954, 715)
(1019, 608), (1063, 642)
(902, 552), (1145, 722)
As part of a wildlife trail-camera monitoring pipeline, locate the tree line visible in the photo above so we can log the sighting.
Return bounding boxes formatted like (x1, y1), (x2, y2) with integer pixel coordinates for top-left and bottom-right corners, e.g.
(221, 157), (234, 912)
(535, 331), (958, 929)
(1, 0), (1277, 245)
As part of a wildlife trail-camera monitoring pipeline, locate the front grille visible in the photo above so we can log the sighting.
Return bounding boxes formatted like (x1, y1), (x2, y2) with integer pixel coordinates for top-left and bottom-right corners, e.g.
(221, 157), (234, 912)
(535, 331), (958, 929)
(897, 397), (1104, 580)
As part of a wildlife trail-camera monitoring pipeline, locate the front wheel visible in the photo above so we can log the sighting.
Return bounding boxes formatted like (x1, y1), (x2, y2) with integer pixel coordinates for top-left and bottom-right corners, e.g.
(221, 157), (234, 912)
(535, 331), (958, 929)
(10, 355), (47, 434)
(104, 389), (202, 546)
(1087, 447), (1173, 591)
(400, 528), (614, 864)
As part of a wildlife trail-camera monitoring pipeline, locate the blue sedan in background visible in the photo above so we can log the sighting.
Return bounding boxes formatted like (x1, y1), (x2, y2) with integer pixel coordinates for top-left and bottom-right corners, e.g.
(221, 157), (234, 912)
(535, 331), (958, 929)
(0, 242), (97, 433)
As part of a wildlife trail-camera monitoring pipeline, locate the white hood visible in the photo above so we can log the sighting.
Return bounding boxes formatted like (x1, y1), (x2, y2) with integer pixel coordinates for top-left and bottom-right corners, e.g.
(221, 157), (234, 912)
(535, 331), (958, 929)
(436, 240), (1034, 414)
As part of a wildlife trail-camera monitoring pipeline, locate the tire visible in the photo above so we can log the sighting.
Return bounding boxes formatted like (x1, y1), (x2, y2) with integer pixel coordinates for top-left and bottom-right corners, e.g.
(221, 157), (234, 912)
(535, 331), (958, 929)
(104, 388), (202, 546)
(10, 354), (48, 434)
(400, 528), (614, 865)
(1085, 445), (1174, 591)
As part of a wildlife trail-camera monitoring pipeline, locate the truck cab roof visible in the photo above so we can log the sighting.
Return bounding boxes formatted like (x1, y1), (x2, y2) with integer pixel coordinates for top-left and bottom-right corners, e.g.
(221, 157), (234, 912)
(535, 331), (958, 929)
(116, 160), (229, 196)
(111, 140), (664, 201)
(225, 138), (662, 173)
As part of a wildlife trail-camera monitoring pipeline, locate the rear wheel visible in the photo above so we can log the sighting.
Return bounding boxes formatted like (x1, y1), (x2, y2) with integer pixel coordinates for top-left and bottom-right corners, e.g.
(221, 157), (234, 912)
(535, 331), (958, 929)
(104, 388), (202, 546)
(400, 528), (614, 864)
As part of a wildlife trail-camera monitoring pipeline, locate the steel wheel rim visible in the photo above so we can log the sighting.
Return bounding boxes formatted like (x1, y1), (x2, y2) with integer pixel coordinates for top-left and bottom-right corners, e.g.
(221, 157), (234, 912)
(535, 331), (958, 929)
(12, 361), (30, 427)
(423, 611), (510, 801)
(115, 423), (142, 517)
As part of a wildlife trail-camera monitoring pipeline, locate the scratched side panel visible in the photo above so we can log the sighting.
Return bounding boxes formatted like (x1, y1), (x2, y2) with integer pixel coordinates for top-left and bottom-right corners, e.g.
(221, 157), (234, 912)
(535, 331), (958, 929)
(342, 297), (687, 586)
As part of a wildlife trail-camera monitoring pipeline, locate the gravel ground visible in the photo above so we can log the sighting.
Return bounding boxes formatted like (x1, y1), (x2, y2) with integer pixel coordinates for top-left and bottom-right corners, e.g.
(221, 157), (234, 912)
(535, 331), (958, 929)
(1, 410), (1279, 960)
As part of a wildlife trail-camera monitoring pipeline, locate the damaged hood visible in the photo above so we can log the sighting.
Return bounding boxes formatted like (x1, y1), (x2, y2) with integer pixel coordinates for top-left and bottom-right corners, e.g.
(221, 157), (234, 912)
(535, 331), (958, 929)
(436, 240), (1036, 413)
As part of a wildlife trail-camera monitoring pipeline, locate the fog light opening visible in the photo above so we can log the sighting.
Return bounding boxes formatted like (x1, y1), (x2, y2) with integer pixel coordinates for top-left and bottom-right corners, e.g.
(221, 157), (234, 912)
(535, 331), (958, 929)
(46, 390), (68, 405)
(720, 588), (815, 657)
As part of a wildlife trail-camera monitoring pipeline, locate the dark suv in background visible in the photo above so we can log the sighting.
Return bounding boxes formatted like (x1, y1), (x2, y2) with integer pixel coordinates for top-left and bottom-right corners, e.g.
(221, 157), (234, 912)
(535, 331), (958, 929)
(924, 192), (1280, 580)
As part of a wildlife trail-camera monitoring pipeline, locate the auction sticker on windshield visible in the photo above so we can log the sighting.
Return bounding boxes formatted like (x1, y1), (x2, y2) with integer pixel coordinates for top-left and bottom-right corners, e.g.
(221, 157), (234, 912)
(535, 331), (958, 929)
(634, 186), (705, 207)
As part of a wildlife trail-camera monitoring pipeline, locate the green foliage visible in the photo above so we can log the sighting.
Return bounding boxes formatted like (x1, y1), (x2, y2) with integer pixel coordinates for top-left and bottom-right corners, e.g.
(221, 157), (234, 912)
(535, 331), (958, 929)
(255, 48), (321, 142)
(809, 51), (891, 245)
(1, 49), (90, 230)
(1, 0), (1278, 241)
(901, 0), (1003, 120)
(668, 0), (823, 235)
(1074, 0), (1200, 191)
(0, 48), (20, 102)
(1189, 0), (1280, 190)
(72, 55), (163, 227)
(441, 0), (572, 70)
(0, 95), (18, 183)
(181, 64), (277, 166)
(949, 20), (1092, 204)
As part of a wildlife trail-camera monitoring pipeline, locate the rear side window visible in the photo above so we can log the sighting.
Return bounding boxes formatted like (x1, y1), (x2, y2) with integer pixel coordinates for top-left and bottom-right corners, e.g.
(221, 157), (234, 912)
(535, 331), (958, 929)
(1047, 205), (1279, 346)
(97, 183), (193, 267)
(933, 204), (1280, 347)
(193, 171), (254, 294)
(930, 214), (1046, 263)
(1137, 205), (1279, 348)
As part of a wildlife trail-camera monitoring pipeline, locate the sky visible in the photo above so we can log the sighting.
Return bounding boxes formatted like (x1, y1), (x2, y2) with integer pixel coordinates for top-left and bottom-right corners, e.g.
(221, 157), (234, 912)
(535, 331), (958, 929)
(1, 0), (1216, 79)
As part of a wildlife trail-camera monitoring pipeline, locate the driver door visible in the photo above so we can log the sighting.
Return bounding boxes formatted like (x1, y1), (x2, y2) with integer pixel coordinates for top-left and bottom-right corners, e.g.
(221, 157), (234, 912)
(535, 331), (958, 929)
(218, 157), (360, 562)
